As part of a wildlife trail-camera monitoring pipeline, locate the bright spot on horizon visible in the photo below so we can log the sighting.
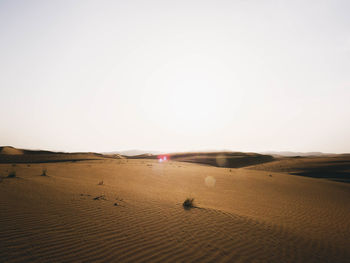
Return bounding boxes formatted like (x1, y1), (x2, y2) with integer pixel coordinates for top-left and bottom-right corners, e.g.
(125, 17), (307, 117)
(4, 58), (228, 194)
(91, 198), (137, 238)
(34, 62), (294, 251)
(158, 154), (169, 162)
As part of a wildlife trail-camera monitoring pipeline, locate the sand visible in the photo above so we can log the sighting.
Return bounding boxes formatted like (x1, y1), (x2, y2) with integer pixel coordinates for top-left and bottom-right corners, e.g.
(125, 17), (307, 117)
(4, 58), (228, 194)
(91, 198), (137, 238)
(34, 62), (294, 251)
(0, 156), (349, 262)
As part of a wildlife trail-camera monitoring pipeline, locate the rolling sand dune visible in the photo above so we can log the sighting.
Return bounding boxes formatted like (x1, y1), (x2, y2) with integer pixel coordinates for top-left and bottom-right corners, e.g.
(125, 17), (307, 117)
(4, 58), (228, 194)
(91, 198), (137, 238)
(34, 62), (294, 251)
(0, 146), (24, 155)
(0, 146), (118, 164)
(249, 155), (350, 183)
(129, 152), (275, 168)
(0, 149), (349, 262)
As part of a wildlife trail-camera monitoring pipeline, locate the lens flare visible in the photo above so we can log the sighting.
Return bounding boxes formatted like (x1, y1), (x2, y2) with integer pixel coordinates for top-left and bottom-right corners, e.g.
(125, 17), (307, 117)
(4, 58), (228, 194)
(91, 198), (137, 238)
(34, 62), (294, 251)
(158, 154), (170, 163)
(205, 176), (216, 187)
(215, 154), (227, 167)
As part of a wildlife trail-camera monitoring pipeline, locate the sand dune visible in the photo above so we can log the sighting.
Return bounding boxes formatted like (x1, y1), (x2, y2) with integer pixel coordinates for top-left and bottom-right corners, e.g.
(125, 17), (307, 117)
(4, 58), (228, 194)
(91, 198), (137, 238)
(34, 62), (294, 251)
(0, 149), (349, 262)
(129, 151), (275, 168)
(0, 146), (120, 164)
(0, 146), (24, 155)
(249, 155), (350, 183)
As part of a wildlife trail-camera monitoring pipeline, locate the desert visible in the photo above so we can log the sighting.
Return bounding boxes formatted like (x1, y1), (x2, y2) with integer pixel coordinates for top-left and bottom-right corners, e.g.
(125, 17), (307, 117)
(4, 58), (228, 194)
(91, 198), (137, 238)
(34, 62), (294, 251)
(1, 147), (349, 262)
(1, 1), (349, 262)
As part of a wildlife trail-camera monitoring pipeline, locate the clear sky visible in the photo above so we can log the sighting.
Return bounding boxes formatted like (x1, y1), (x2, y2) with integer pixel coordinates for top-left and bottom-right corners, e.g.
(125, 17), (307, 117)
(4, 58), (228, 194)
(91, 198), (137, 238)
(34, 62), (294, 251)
(1, 0), (349, 153)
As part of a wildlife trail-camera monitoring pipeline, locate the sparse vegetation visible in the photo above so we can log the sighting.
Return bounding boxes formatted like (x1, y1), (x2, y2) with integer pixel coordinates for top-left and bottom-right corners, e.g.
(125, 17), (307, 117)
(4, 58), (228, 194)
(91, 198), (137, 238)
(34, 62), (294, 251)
(41, 169), (47, 176)
(93, 195), (106, 200)
(183, 198), (195, 209)
(8, 171), (16, 178)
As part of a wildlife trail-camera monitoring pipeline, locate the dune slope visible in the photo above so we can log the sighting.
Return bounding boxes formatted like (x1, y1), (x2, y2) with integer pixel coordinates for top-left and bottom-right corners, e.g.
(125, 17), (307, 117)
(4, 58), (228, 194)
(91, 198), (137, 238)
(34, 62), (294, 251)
(0, 159), (349, 262)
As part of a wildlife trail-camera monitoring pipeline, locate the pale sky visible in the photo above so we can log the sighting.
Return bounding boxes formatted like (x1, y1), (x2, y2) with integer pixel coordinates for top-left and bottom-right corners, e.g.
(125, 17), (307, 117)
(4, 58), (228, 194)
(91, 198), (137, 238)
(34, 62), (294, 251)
(1, 0), (349, 153)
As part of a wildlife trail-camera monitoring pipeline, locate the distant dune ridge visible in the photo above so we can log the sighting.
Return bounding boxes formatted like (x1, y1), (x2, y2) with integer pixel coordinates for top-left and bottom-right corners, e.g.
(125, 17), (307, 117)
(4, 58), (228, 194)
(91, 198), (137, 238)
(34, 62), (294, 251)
(1, 146), (350, 182)
(261, 151), (338, 157)
(128, 152), (275, 168)
(103, 150), (162, 156)
(0, 146), (121, 164)
(250, 155), (350, 183)
(0, 146), (350, 262)
(0, 147), (275, 168)
(0, 146), (23, 155)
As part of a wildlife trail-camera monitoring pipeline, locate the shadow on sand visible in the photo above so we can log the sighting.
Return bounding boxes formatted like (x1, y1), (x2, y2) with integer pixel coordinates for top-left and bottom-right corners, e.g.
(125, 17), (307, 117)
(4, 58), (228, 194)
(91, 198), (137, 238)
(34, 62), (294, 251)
(290, 164), (350, 183)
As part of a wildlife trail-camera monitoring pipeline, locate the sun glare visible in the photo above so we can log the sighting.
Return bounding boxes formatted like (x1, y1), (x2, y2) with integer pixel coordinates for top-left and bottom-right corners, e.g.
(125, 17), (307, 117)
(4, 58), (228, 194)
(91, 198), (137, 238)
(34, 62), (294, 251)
(158, 154), (169, 162)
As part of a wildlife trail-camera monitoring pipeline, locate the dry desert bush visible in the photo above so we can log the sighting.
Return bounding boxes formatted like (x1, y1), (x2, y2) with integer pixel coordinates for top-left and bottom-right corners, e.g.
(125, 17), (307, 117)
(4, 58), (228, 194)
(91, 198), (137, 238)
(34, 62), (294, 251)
(41, 169), (47, 176)
(7, 171), (16, 178)
(183, 198), (195, 209)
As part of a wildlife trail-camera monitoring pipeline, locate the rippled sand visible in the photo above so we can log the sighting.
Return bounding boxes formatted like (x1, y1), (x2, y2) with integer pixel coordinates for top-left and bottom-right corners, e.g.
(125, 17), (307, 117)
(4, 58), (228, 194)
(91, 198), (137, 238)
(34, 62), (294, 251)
(0, 159), (349, 262)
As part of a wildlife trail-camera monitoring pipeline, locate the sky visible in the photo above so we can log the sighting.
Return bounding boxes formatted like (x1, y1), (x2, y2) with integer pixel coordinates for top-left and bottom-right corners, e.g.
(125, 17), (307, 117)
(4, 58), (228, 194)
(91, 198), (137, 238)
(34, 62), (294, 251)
(0, 0), (349, 153)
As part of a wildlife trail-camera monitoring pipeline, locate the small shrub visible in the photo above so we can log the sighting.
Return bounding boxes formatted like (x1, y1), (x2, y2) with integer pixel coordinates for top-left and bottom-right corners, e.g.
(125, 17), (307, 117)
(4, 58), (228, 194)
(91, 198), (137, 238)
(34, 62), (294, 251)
(8, 171), (16, 178)
(183, 198), (195, 209)
(93, 195), (106, 200)
(41, 169), (47, 176)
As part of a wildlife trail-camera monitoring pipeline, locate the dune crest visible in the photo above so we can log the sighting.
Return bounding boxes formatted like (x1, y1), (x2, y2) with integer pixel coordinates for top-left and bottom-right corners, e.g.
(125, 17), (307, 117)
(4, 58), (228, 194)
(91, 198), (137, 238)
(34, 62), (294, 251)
(0, 146), (23, 155)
